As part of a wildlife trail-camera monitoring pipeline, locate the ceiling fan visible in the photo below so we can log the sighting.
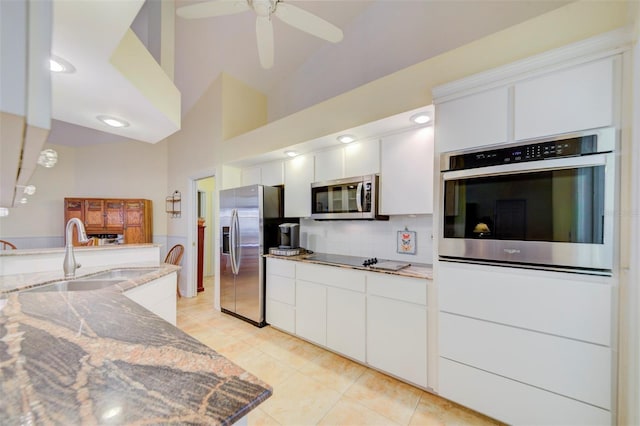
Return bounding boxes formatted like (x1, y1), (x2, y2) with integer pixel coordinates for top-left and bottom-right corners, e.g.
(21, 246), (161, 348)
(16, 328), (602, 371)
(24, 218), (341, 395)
(176, 0), (344, 69)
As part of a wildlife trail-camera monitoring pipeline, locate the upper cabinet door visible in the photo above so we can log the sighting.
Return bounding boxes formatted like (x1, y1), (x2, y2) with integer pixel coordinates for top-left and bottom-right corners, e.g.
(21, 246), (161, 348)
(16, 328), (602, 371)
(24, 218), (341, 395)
(284, 153), (314, 217)
(344, 139), (380, 177)
(261, 161), (284, 186)
(514, 58), (616, 141)
(436, 87), (509, 153)
(380, 127), (434, 215)
(241, 166), (261, 186)
(314, 148), (344, 182)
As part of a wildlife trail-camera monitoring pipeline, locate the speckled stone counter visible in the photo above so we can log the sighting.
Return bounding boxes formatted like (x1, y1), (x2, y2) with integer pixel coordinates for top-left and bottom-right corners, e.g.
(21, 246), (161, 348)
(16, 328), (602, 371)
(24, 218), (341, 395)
(264, 253), (433, 280)
(0, 266), (272, 425)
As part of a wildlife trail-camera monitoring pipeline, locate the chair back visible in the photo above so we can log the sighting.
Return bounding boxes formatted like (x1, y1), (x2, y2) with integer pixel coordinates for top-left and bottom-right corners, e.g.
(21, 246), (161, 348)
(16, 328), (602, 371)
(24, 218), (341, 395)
(0, 240), (16, 250)
(164, 244), (184, 265)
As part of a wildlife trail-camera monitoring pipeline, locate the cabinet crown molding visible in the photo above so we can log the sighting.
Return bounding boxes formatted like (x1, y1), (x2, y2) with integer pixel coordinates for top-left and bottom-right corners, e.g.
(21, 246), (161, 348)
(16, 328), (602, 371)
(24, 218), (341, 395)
(432, 26), (633, 103)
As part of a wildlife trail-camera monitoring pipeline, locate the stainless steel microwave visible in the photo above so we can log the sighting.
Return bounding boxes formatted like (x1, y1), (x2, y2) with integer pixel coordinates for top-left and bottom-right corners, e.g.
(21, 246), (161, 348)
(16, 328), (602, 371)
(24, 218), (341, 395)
(439, 127), (617, 274)
(311, 174), (387, 220)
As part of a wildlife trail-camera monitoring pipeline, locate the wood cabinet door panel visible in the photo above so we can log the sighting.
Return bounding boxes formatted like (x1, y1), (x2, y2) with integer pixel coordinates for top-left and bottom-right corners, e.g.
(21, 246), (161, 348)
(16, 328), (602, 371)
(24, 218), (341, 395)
(105, 200), (124, 231)
(84, 200), (105, 229)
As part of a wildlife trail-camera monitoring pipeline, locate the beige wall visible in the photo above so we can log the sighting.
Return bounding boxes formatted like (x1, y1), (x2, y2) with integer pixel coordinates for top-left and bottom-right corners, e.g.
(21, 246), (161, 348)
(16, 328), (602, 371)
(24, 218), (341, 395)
(221, 73), (267, 141)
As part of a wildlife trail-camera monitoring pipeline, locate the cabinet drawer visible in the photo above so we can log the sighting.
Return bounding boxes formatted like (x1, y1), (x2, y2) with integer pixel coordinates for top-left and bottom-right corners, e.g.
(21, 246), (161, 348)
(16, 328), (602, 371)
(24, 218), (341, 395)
(366, 273), (426, 305)
(439, 358), (611, 426)
(438, 262), (612, 345)
(297, 263), (365, 292)
(267, 258), (296, 278)
(440, 313), (611, 409)
(266, 275), (295, 305)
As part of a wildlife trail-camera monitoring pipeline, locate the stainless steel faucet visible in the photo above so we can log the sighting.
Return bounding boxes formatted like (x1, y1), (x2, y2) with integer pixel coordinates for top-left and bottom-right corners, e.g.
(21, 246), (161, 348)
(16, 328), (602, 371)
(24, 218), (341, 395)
(63, 218), (90, 279)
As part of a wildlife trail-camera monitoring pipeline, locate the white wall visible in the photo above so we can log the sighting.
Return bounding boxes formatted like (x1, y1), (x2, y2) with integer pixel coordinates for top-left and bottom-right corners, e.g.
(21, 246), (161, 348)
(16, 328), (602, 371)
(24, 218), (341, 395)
(300, 215), (433, 265)
(0, 138), (168, 249)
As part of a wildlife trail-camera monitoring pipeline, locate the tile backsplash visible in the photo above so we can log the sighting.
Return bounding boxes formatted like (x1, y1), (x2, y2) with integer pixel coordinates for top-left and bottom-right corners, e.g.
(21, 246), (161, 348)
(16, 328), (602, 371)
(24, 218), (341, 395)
(299, 215), (433, 264)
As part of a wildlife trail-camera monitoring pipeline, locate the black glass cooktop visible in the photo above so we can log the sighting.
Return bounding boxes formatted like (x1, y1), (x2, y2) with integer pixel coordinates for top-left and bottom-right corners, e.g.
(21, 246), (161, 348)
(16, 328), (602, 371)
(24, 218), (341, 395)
(305, 253), (370, 267)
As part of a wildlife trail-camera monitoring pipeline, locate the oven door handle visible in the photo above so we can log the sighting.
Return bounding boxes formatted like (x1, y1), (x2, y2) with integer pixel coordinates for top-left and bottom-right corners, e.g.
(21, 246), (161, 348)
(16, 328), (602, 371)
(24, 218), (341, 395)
(441, 153), (612, 180)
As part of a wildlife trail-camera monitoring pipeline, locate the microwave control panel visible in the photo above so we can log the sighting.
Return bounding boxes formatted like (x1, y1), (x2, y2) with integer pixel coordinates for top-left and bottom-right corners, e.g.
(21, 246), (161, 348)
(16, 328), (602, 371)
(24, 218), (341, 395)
(448, 134), (597, 171)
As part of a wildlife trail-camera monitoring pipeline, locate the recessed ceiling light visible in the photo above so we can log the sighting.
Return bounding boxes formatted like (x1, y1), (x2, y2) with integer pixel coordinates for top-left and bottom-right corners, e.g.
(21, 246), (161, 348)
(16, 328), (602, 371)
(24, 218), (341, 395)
(337, 134), (356, 144)
(49, 55), (76, 73)
(410, 112), (431, 124)
(22, 185), (36, 195)
(97, 115), (130, 128)
(284, 150), (298, 157)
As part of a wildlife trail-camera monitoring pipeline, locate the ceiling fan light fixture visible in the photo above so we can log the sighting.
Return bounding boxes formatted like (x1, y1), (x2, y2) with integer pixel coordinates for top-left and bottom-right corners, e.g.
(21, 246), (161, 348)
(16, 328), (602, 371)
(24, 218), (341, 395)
(37, 149), (58, 168)
(97, 115), (130, 128)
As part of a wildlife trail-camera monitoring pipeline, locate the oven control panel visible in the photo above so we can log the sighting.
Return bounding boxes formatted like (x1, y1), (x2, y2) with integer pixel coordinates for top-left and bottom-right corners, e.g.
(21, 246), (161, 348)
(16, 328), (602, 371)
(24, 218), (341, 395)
(448, 134), (597, 171)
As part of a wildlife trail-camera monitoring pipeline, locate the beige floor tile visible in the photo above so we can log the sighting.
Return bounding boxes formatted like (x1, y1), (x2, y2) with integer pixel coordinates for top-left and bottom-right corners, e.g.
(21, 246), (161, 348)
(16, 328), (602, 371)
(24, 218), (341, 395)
(257, 334), (325, 369)
(188, 327), (240, 350)
(298, 350), (366, 394)
(247, 407), (281, 426)
(261, 371), (342, 425)
(344, 369), (422, 425)
(233, 349), (297, 388)
(318, 396), (400, 426)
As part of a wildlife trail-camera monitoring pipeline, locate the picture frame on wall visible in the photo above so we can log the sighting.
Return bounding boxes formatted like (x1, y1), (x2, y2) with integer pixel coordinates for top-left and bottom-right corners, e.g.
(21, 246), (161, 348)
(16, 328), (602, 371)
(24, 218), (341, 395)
(397, 229), (416, 254)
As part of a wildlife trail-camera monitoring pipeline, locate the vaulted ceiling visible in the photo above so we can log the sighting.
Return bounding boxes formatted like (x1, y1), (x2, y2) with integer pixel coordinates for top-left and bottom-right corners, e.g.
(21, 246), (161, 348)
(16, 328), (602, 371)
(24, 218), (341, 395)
(47, 0), (571, 147)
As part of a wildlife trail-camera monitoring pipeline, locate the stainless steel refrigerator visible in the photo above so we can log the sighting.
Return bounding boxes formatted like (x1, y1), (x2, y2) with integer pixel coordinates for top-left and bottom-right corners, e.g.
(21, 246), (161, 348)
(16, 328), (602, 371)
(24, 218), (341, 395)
(219, 184), (281, 327)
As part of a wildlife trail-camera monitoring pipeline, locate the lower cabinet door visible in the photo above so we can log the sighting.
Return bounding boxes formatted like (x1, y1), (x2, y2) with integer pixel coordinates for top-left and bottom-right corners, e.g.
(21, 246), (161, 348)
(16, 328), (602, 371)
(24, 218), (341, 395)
(327, 287), (366, 362)
(367, 295), (427, 387)
(295, 280), (326, 346)
(266, 298), (295, 333)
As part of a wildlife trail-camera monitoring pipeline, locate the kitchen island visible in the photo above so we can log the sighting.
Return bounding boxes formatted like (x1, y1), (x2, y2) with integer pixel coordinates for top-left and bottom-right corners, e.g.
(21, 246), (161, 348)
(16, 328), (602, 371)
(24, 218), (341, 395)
(0, 265), (272, 425)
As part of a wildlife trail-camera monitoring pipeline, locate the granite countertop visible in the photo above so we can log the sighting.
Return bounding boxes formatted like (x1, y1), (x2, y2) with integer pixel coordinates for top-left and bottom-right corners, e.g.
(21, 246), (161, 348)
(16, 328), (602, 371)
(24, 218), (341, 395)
(264, 253), (433, 280)
(0, 266), (272, 425)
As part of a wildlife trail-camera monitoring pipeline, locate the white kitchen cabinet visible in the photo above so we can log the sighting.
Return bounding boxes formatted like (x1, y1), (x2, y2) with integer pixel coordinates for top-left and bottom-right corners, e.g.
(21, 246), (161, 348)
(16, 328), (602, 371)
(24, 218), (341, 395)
(314, 139), (380, 183)
(437, 261), (614, 424)
(296, 262), (366, 361)
(435, 86), (509, 153)
(241, 161), (284, 187)
(514, 57), (616, 141)
(241, 166), (261, 186)
(366, 272), (428, 387)
(124, 272), (177, 325)
(266, 258), (296, 333)
(326, 286), (366, 362)
(314, 148), (344, 182)
(439, 358), (611, 426)
(295, 280), (326, 346)
(261, 161), (284, 186)
(344, 139), (380, 177)
(367, 295), (427, 387)
(284, 153), (314, 217)
(380, 127), (434, 215)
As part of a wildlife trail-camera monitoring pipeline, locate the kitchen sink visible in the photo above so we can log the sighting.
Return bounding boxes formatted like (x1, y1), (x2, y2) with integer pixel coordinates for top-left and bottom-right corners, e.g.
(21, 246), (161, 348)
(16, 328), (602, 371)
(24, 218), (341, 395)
(85, 268), (159, 280)
(24, 279), (122, 292)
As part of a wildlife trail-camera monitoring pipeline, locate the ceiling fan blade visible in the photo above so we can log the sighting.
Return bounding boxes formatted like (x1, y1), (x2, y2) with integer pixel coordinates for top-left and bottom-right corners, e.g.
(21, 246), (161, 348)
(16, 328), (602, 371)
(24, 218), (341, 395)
(256, 16), (274, 69)
(176, 0), (250, 19)
(274, 2), (343, 43)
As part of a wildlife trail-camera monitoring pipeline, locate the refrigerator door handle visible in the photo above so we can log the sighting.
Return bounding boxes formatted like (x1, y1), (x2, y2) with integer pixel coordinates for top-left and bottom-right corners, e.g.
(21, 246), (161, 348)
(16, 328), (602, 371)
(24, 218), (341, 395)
(230, 208), (239, 275)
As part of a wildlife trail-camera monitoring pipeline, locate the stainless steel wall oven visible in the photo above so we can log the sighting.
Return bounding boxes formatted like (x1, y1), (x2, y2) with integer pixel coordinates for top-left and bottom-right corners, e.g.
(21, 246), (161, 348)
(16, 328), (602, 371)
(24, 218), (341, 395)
(439, 128), (617, 274)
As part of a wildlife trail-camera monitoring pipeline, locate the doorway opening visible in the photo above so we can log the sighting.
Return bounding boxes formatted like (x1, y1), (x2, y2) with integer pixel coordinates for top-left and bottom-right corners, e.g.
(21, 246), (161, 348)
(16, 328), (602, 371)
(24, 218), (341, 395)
(195, 176), (216, 296)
